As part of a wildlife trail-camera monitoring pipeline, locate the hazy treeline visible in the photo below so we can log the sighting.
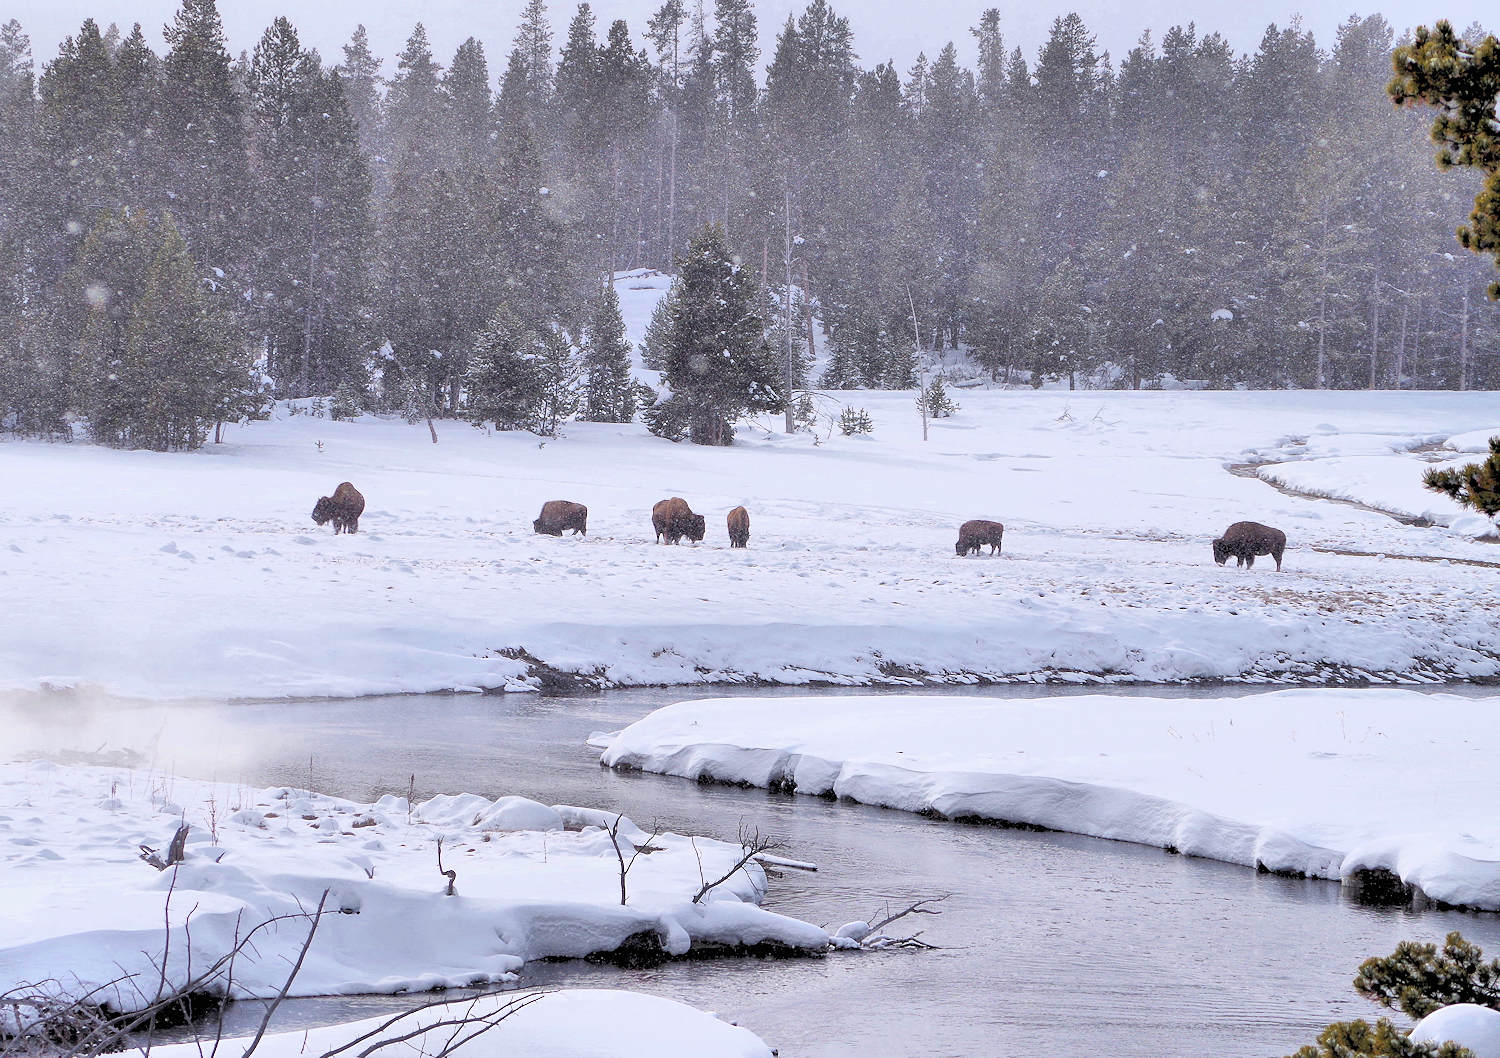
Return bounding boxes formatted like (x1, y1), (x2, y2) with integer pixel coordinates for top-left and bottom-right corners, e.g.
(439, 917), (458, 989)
(1, 1), (1498, 447)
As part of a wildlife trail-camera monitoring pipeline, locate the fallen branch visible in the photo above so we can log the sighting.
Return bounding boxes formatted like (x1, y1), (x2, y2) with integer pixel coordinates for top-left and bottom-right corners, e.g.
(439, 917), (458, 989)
(692, 825), (787, 905)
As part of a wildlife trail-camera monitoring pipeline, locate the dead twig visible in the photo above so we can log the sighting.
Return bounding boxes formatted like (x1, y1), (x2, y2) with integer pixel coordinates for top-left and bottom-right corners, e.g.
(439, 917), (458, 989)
(435, 838), (456, 896)
(692, 825), (786, 905)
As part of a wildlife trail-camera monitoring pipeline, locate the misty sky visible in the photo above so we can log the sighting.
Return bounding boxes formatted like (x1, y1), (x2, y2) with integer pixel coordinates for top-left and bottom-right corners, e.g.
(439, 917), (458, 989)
(14, 1), (1496, 80)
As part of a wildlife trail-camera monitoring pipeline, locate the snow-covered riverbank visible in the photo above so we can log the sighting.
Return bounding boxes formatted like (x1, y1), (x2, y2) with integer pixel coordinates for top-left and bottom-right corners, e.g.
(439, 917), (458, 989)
(600, 689), (1500, 910)
(141, 991), (775, 1058)
(3, 390), (1500, 699)
(0, 761), (827, 1016)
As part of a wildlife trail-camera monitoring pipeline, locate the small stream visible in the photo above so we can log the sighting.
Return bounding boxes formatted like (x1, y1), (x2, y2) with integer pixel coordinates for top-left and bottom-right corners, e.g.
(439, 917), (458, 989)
(82, 685), (1500, 1057)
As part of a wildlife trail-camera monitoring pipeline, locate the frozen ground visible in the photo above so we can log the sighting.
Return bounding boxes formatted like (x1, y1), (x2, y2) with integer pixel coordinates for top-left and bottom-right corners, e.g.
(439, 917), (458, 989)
(3, 389), (1500, 699)
(600, 689), (1500, 910)
(0, 761), (826, 1015)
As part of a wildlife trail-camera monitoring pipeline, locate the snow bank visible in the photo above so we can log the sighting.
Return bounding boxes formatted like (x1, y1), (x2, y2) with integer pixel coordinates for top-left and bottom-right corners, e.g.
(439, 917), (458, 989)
(0, 763), (827, 1012)
(140, 990), (774, 1058)
(601, 690), (1500, 909)
(1244, 427), (1500, 537)
(5, 390), (1500, 700)
(1411, 1004), (1500, 1058)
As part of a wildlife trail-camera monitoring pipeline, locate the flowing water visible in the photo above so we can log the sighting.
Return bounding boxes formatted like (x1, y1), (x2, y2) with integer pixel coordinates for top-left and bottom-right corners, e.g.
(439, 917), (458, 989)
(51, 685), (1500, 1058)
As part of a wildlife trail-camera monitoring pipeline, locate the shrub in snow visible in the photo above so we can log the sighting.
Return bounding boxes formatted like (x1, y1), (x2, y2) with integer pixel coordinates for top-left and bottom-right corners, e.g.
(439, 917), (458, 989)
(1288, 932), (1500, 1057)
(838, 407), (874, 436)
(330, 379), (370, 421)
(919, 376), (958, 419)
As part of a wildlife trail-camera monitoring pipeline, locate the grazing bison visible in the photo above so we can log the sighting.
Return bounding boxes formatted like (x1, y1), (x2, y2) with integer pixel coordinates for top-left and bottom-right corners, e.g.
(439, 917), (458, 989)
(312, 481), (365, 535)
(727, 506), (750, 548)
(955, 519), (1005, 556)
(652, 497), (706, 545)
(534, 500), (588, 536)
(1212, 520), (1286, 571)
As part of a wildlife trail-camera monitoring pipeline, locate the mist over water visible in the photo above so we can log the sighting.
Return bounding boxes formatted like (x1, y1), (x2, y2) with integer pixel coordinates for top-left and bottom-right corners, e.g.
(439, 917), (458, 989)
(9, 683), (1500, 1057)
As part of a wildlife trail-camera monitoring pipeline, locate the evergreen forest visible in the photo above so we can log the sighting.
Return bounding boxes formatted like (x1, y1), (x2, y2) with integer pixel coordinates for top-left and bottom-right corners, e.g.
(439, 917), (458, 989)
(1, 1), (1498, 449)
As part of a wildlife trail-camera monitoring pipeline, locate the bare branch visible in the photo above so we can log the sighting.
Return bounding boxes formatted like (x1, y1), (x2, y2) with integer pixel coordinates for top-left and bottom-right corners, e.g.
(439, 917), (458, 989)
(240, 890), (329, 1058)
(692, 825), (786, 905)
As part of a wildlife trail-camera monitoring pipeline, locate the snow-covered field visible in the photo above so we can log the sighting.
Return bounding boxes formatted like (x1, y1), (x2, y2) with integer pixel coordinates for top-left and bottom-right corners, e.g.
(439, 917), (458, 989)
(3, 389), (1500, 699)
(600, 689), (1500, 910)
(0, 761), (826, 1014)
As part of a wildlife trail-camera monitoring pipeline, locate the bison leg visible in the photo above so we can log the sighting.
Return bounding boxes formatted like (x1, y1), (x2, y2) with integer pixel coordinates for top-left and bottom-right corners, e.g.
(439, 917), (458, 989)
(1273, 546), (1283, 571)
(1245, 553), (1255, 568)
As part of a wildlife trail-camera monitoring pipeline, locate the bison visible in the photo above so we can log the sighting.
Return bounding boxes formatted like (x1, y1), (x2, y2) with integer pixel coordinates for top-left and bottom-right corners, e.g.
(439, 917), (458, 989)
(1212, 520), (1286, 571)
(534, 500), (588, 536)
(727, 506), (750, 548)
(652, 497), (706, 545)
(955, 519), (1004, 556)
(312, 482), (365, 535)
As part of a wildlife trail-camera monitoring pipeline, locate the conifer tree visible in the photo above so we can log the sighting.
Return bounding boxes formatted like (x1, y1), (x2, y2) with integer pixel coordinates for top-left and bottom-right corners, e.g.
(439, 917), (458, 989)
(1424, 438), (1500, 518)
(159, 0), (247, 271)
(1288, 931), (1497, 1057)
(1389, 21), (1500, 297)
(385, 24), (443, 174)
(465, 306), (577, 435)
(443, 37), (494, 170)
(247, 19), (373, 396)
(580, 283), (637, 422)
(337, 26), (384, 164)
(68, 210), (253, 450)
(645, 224), (781, 445)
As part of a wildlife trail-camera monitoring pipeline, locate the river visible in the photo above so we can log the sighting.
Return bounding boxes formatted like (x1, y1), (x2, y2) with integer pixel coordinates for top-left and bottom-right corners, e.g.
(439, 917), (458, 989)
(77, 685), (1500, 1057)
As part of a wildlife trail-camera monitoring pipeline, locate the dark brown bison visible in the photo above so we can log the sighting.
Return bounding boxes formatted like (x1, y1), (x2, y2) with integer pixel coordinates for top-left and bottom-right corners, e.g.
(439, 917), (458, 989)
(727, 506), (750, 548)
(534, 500), (588, 536)
(652, 497), (706, 545)
(1212, 520), (1286, 571)
(955, 519), (1004, 556)
(311, 481), (365, 535)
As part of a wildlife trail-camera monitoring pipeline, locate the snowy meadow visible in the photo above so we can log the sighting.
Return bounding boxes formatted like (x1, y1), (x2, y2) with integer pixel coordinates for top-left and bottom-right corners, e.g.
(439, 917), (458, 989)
(2, 387), (1499, 699)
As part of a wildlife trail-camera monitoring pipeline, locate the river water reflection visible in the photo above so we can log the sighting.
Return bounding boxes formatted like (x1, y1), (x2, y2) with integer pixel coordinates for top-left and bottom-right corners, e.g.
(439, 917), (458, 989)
(79, 685), (1500, 1057)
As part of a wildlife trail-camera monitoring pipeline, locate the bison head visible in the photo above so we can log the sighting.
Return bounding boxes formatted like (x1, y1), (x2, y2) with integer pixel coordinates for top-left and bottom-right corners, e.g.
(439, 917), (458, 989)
(1211, 538), (1230, 565)
(312, 496), (336, 525)
(686, 514), (706, 542)
(955, 538), (969, 556)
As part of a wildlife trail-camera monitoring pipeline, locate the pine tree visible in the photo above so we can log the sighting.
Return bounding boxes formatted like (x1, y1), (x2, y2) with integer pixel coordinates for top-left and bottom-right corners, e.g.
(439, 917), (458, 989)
(1288, 932), (1497, 1057)
(919, 375), (957, 418)
(501, 0), (553, 133)
(1389, 22), (1500, 297)
(1424, 438), (1500, 518)
(247, 19), (373, 397)
(465, 307), (577, 436)
(68, 210), (253, 450)
(337, 26), (384, 164)
(580, 283), (637, 421)
(443, 37), (494, 170)
(385, 24), (443, 174)
(159, 0), (248, 271)
(645, 224), (782, 445)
